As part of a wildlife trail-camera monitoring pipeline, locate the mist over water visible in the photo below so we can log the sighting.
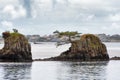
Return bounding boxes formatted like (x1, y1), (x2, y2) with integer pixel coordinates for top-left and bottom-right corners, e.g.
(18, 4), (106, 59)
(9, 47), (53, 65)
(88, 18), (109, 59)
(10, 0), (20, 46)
(0, 42), (120, 80)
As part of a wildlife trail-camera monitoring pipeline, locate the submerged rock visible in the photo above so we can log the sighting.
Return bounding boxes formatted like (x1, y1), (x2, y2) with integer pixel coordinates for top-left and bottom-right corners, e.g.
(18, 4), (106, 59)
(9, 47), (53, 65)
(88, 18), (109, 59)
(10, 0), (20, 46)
(47, 34), (109, 61)
(0, 31), (32, 62)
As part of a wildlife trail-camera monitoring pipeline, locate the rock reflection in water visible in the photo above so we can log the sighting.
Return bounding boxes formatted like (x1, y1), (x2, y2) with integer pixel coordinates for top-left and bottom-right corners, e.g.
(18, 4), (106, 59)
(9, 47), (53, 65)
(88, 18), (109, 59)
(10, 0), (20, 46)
(0, 63), (32, 80)
(0, 61), (109, 80)
(56, 61), (108, 80)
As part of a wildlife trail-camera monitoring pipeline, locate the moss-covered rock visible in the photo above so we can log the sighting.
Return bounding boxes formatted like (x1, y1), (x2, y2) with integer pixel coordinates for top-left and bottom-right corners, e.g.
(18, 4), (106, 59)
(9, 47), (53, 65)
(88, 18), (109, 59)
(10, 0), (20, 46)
(0, 31), (32, 62)
(48, 34), (109, 61)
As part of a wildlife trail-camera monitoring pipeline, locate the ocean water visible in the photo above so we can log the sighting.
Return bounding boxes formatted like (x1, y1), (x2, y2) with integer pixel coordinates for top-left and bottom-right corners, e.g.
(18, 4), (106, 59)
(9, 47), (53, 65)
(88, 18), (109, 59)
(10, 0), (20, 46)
(0, 42), (120, 80)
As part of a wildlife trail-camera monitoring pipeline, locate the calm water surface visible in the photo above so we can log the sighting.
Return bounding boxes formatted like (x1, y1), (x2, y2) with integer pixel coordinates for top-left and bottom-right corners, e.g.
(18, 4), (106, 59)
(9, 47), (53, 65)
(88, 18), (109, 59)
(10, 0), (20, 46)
(0, 61), (120, 80)
(0, 42), (120, 80)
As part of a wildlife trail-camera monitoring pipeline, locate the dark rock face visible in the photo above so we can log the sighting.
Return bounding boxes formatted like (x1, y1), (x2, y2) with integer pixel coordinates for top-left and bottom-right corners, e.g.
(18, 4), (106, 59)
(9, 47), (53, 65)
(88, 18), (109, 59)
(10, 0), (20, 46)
(0, 32), (32, 62)
(49, 34), (109, 61)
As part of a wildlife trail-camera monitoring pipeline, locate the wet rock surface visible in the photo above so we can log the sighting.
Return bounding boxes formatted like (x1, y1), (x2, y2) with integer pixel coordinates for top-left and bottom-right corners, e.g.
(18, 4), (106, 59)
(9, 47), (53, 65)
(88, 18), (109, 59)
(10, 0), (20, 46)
(0, 32), (32, 62)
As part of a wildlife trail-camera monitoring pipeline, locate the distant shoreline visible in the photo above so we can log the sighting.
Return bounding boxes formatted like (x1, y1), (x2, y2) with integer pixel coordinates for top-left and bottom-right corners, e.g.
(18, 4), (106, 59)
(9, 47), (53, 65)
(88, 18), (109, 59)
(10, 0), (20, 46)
(33, 56), (120, 61)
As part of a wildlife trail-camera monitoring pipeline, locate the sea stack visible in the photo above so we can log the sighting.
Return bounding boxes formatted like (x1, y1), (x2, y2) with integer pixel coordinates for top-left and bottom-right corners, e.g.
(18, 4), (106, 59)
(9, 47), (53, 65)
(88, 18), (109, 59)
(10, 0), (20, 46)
(50, 34), (109, 61)
(0, 31), (32, 62)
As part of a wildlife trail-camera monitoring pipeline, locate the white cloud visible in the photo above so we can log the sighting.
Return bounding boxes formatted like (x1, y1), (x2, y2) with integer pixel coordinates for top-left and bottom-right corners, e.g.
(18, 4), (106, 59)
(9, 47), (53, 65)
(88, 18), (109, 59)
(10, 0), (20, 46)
(102, 26), (108, 30)
(86, 14), (95, 21)
(1, 21), (14, 31)
(69, 0), (102, 4)
(3, 4), (26, 19)
(1, 0), (120, 35)
(32, 9), (37, 18)
(30, 0), (110, 22)
(68, 0), (108, 9)
(111, 22), (120, 29)
(108, 14), (120, 21)
(0, 0), (19, 8)
(1, 21), (13, 27)
(102, 22), (120, 30)
(56, 0), (67, 4)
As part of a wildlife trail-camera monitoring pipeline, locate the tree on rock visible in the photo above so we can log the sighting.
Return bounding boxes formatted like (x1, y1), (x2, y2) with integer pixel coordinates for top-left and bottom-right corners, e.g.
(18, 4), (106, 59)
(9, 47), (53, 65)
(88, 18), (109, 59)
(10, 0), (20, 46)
(13, 29), (18, 33)
(53, 31), (81, 46)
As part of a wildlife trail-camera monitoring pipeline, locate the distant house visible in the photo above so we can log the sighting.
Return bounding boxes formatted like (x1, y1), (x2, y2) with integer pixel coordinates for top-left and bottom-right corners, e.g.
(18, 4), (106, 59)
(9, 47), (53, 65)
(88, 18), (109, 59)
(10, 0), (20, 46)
(26, 35), (40, 42)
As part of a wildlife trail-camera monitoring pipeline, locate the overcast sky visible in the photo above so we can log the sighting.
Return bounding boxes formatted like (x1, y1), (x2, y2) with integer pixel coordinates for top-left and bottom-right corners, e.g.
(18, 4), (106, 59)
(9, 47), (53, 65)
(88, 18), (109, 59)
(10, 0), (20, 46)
(0, 0), (120, 35)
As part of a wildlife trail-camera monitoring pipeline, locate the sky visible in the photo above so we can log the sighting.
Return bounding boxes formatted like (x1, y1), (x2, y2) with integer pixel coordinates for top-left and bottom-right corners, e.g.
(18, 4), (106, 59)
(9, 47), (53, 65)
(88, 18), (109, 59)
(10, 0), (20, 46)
(0, 0), (120, 35)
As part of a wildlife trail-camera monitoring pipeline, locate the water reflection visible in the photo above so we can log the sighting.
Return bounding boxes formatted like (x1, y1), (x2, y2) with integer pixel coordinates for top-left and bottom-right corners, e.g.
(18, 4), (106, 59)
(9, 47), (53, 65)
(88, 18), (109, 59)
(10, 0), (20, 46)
(0, 63), (32, 80)
(56, 61), (108, 80)
(0, 61), (111, 80)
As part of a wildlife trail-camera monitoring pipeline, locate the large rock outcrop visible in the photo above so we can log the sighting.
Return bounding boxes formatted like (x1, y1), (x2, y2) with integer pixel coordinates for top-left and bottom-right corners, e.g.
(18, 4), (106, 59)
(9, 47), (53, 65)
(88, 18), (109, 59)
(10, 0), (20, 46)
(47, 34), (109, 61)
(0, 32), (32, 62)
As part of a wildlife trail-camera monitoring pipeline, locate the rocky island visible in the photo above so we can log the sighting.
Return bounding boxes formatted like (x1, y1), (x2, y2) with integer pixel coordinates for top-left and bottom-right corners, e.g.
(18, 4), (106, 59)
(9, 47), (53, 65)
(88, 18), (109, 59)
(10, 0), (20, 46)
(41, 34), (109, 61)
(0, 31), (32, 62)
